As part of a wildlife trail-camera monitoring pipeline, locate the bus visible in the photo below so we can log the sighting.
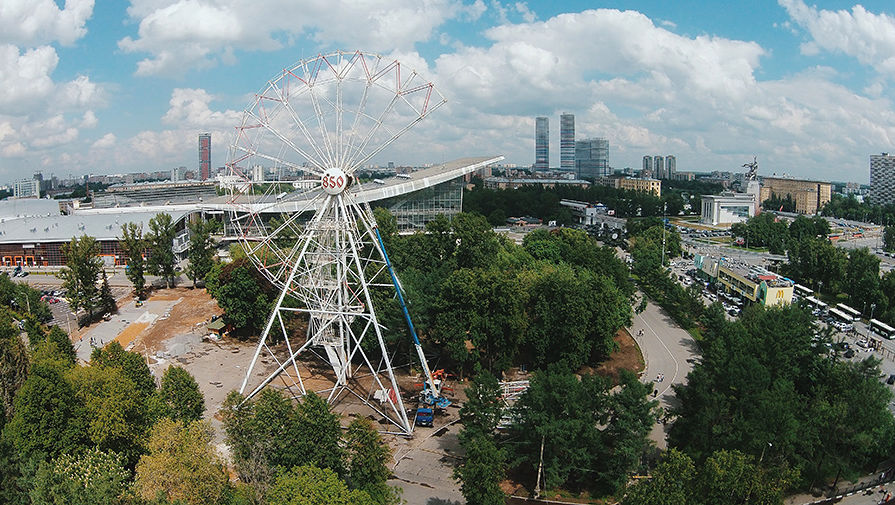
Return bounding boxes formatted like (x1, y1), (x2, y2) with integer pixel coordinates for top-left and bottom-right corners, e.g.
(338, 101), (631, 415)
(804, 296), (828, 313)
(835, 303), (861, 322)
(793, 284), (813, 299)
(829, 308), (854, 325)
(870, 319), (895, 339)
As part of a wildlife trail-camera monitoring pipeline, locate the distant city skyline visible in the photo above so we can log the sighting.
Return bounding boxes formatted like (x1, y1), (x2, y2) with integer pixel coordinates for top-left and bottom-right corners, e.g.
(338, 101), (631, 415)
(2, 1), (895, 185)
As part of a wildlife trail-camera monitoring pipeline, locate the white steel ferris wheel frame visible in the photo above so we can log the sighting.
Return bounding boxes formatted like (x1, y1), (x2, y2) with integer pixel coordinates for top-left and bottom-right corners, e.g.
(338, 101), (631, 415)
(225, 50), (446, 435)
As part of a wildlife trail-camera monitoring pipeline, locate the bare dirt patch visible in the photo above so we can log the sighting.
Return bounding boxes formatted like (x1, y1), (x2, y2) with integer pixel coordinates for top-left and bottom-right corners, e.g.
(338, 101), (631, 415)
(132, 287), (222, 354)
(587, 328), (645, 382)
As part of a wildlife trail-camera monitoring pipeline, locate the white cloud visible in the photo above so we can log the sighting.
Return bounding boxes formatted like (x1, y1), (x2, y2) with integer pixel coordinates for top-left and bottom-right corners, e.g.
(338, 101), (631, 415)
(780, 0), (895, 74)
(514, 2), (536, 23)
(119, 0), (472, 76)
(80, 110), (97, 128)
(91, 133), (116, 149)
(161, 88), (241, 128)
(0, 0), (94, 46)
(2, 142), (26, 157)
(0, 45), (58, 113)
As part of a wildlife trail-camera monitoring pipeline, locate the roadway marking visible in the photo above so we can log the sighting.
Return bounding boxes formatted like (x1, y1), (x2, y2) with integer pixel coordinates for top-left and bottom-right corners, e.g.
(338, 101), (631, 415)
(637, 309), (680, 398)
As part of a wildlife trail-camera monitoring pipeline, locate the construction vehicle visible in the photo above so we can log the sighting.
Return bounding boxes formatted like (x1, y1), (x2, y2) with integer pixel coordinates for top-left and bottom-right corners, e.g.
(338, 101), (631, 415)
(374, 228), (451, 427)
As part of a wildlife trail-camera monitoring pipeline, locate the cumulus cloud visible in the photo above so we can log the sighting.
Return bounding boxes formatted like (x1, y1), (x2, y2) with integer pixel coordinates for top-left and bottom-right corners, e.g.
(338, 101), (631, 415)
(119, 0), (473, 76)
(780, 0), (895, 74)
(91, 133), (116, 149)
(161, 88), (242, 128)
(0, 45), (58, 113)
(0, 0), (94, 46)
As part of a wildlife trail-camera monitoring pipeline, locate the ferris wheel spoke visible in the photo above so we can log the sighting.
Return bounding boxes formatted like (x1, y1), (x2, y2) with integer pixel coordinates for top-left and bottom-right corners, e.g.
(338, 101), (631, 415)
(244, 109), (326, 175)
(343, 92), (401, 171)
(340, 80), (372, 168)
(231, 144), (322, 177)
(273, 78), (334, 170)
(307, 85), (336, 167)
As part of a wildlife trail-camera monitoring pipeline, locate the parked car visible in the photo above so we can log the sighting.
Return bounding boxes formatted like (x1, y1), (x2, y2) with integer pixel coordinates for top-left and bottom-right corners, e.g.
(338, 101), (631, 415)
(887, 374), (895, 385)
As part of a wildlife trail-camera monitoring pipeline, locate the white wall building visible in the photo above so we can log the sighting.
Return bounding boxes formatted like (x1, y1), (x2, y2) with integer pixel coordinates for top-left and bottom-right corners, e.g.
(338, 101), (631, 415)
(700, 192), (756, 226)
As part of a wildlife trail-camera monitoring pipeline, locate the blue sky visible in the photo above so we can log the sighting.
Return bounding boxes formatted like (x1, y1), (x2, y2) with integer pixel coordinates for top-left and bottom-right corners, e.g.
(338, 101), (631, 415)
(3, 0), (895, 185)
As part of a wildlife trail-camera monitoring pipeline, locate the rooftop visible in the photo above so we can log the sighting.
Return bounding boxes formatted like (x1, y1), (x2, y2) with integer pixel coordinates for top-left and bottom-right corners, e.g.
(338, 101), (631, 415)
(0, 209), (188, 244)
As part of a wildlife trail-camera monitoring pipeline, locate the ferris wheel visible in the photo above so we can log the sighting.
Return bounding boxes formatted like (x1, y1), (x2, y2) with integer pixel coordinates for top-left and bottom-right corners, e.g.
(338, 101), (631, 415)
(225, 51), (446, 434)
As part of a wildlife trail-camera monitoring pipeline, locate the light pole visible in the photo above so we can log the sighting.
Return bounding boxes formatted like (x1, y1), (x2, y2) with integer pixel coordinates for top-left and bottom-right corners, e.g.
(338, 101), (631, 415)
(871, 303), (877, 323)
(661, 202), (667, 268)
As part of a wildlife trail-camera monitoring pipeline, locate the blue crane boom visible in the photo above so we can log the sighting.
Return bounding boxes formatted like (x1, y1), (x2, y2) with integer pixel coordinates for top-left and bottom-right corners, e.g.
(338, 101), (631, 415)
(373, 227), (451, 410)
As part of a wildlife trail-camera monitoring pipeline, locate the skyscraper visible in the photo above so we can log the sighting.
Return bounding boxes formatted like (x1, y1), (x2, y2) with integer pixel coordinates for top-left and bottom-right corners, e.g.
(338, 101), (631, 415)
(654, 155), (665, 180)
(575, 138), (609, 180)
(534, 117), (549, 170)
(871, 153), (895, 205)
(560, 113), (575, 171)
(199, 133), (211, 180)
(665, 155), (676, 180)
(642, 155), (653, 178)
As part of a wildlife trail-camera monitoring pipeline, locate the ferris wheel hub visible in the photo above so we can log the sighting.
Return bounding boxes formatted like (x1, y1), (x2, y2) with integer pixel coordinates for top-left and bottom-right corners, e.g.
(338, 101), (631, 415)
(321, 167), (349, 195)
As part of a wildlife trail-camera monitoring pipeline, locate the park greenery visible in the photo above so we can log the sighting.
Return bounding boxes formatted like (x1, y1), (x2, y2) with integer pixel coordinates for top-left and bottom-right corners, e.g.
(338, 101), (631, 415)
(454, 367), (658, 502)
(0, 283), (395, 505)
(821, 193), (895, 225)
(462, 178), (722, 226)
(669, 303), (894, 491)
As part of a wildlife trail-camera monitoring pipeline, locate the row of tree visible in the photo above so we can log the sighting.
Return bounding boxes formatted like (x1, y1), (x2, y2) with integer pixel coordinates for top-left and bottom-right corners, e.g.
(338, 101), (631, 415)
(462, 178), (721, 227)
(455, 367), (658, 503)
(668, 303), (894, 491)
(821, 193), (895, 225)
(57, 213), (219, 326)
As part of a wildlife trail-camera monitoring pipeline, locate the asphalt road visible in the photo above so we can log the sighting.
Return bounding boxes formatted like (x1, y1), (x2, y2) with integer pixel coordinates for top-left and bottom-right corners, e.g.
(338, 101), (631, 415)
(630, 297), (699, 449)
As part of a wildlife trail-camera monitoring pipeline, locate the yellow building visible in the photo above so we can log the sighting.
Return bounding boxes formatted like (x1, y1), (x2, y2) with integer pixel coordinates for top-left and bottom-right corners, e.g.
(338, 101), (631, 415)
(614, 177), (661, 197)
(716, 262), (793, 307)
(760, 176), (832, 215)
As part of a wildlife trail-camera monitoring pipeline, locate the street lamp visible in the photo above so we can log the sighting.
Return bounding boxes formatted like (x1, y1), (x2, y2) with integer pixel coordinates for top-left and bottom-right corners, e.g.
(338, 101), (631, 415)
(871, 303), (877, 322)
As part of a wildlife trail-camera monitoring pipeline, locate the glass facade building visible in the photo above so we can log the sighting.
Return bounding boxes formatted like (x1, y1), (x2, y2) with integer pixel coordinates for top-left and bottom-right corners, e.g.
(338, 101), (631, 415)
(560, 113), (575, 171)
(575, 138), (609, 179)
(534, 117), (549, 170)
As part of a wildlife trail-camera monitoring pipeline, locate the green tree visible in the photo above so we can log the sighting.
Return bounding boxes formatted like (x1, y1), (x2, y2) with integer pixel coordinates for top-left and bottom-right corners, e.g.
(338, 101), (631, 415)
(845, 247), (881, 313)
(0, 317), (29, 419)
(432, 268), (526, 373)
(69, 364), (152, 466)
(186, 219), (219, 288)
(294, 393), (345, 475)
(345, 417), (400, 505)
(265, 465), (374, 505)
(157, 365), (205, 423)
(3, 346), (86, 469)
(214, 258), (272, 336)
(35, 326), (76, 365)
(119, 222), (147, 298)
(621, 448), (696, 505)
(146, 213), (177, 288)
(90, 341), (156, 398)
(454, 434), (506, 505)
(885, 225), (895, 252)
(30, 448), (130, 505)
(452, 212), (501, 269)
(57, 235), (103, 323)
(459, 370), (504, 439)
(100, 270), (117, 315)
(135, 418), (229, 505)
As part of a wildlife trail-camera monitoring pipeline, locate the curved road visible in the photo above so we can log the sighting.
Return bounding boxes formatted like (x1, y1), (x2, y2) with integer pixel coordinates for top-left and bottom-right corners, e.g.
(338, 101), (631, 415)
(629, 296), (699, 449)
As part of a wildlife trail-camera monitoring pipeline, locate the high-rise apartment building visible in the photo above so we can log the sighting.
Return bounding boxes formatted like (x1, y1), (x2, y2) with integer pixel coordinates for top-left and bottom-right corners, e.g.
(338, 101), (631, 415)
(534, 117), (549, 170)
(12, 178), (40, 198)
(665, 155), (676, 180)
(575, 138), (609, 180)
(560, 113), (575, 171)
(199, 133), (211, 180)
(642, 156), (653, 178)
(871, 153), (895, 205)
(654, 156), (665, 180)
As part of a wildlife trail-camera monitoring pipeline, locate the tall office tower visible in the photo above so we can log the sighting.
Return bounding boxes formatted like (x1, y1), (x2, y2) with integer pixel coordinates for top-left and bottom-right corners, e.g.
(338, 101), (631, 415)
(560, 113), (575, 171)
(642, 155), (653, 177)
(534, 116), (549, 170)
(575, 138), (609, 180)
(665, 155), (676, 180)
(199, 133), (211, 180)
(870, 153), (895, 205)
(654, 155), (665, 179)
